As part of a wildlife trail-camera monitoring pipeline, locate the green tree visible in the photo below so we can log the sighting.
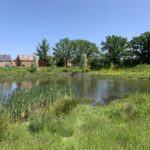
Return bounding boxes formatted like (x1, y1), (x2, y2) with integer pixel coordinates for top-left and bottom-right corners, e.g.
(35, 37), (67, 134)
(101, 35), (129, 66)
(80, 53), (88, 72)
(31, 56), (38, 72)
(53, 38), (72, 67)
(90, 52), (111, 69)
(46, 56), (53, 66)
(71, 40), (98, 66)
(130, 32), (150, 64)
(36, 38), (50, 66)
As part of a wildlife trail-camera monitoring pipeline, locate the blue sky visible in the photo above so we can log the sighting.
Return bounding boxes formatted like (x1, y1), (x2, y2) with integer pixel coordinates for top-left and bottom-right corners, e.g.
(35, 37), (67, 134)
(0, 0), (150, 59)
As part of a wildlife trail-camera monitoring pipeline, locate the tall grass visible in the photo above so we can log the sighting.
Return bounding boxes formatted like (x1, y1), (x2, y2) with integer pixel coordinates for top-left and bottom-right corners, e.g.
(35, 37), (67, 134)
(1, 84), (72, 120)
(0, 93), (150, 149)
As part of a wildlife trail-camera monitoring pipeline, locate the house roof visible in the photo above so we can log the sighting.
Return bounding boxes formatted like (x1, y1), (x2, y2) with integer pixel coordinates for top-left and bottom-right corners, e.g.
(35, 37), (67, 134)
(0, 55), (12, 62)
(17, 55), (34, 61)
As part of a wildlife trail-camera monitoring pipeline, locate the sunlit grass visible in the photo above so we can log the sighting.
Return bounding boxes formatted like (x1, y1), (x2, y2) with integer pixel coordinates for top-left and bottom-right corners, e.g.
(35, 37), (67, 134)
(0, 91), (150, 149)
(0, 65), (150, 81)
(89, 65), (150, 79)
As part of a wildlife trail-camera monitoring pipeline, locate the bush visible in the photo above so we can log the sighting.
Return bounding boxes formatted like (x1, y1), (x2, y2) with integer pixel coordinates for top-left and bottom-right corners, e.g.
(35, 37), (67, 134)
(53, 98), (77, 117)
(28, 112), (44, 133)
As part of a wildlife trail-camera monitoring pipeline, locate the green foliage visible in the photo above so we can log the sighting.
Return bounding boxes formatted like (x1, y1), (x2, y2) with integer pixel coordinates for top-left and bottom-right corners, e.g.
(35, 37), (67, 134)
(30, 56), (38, 73)
(53, 38), (72, 67)
(7, 85), (72, 120)
(36, 38), (50, 66)
(45, 55), (53, 66)
(79, 54), (89, 72)
(71, 39), (99, 66)
(90, 53), (111, 69)
(1, 93), (150, 149)
(101, 35), (129, 66)
(53, 98), (77, 116)
(28, 112), (44, 133)
(53, 38), (99, 67)
(130, 32), (150, 64)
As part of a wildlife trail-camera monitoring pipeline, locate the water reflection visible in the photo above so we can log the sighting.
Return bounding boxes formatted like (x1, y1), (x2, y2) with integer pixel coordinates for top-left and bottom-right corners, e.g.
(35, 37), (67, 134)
(0, 76), (150, 104)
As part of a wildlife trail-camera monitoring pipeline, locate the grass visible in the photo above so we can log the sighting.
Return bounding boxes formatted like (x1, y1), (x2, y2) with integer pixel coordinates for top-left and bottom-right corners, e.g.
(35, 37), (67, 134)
(0, 91), (150, 149)
(0, 65), (150, 81)
(0, 67), (82, 81)
(88, 65), (150, 79)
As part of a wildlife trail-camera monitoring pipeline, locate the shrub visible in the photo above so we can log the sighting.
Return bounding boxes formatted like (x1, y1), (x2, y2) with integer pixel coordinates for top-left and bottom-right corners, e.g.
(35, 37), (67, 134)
(53, 98), (77, 116)
(28, 112), (44, 133)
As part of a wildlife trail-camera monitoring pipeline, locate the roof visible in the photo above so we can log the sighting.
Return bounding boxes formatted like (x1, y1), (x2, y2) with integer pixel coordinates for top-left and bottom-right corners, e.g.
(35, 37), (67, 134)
(0, 55), (12, 62)
(17, 55), (34, 61)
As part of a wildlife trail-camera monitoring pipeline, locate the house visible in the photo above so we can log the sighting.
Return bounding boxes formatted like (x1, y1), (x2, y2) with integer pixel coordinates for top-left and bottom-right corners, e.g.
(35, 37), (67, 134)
(11, 60), (17, 67)
(16, 55), (38, 67)
(0, 55), (12, 67)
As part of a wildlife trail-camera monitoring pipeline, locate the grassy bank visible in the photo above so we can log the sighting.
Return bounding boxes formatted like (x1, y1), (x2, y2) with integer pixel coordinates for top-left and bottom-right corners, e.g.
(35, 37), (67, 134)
(88, 65), (150, 79)
(0, 65), (150, 81)
(0, 88), (150, 149)
(0, 67), (82, 81)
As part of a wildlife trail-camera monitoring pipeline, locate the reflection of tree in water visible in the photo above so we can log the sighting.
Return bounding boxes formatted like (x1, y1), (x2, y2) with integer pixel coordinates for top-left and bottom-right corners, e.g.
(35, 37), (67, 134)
(0, 77), (150, 105)
(70, 76), (93, 99)
(16, 80), (38, 90)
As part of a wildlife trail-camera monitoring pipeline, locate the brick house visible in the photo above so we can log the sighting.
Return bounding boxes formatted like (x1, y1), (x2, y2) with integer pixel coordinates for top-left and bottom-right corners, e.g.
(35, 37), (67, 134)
(16, 55), (38, 67)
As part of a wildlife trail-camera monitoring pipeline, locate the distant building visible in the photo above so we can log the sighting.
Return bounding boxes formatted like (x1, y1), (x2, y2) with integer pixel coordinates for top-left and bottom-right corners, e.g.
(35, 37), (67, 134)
(11, 60), (17, 67)
(16, 55), (38, 67)
(0, 54), (12, 67)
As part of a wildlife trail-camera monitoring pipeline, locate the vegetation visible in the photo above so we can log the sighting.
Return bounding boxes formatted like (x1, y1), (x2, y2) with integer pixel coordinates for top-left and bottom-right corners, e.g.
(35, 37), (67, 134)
(53, 38), (98, 67)
(0, 64), (150, 81)
(53, 38), (72, 67)
(33, 31), (150, 68)
(88, 64), (150, 79)
(35, 38), (51, 66)
(101, 35), (129, 67)
(130, 32), (150, 64)
(0, 86), (150, 149)
(0, 31), (150, 149)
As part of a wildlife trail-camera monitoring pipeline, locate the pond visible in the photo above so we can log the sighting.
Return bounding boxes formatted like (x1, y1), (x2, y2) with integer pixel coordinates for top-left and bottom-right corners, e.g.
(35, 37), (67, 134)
(0, 75), (150, 104)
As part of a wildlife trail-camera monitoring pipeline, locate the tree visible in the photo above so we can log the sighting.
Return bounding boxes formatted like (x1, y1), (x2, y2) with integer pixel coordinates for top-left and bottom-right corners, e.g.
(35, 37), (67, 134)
(35, 38), (50, 66)
(101, 35), (129, 66)
(71, 40), (98, 66)
(130, 32), (150, 64)
(31, 56), (38, 72)
(53, 38), (72, 67)
(46, 56), (53, 66)
(90, 52), (111, 69)
(80, 53), (88, 72)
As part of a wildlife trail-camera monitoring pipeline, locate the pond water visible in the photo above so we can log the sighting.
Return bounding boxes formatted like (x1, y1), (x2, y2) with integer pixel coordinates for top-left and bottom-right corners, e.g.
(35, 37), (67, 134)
(0, 76), (150, 104)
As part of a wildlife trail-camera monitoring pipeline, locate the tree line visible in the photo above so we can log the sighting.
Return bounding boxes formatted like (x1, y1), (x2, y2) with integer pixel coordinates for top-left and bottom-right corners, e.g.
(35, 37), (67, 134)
(35, 32), (150, 69)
